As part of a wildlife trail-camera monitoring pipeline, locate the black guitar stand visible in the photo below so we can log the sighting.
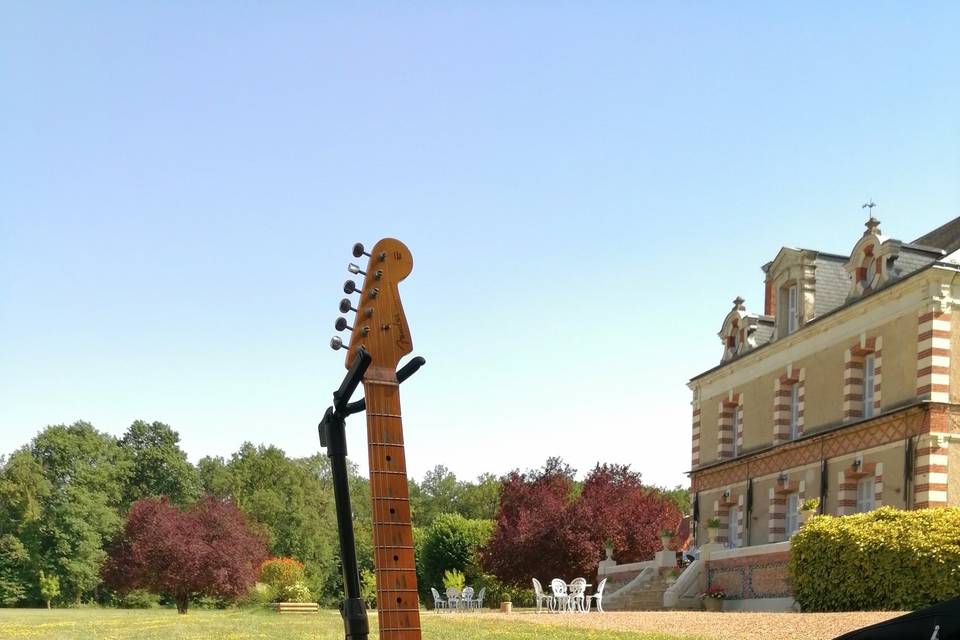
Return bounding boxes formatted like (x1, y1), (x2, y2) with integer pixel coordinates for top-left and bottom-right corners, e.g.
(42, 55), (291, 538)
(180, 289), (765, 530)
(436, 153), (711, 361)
(318, 348), (426, 640)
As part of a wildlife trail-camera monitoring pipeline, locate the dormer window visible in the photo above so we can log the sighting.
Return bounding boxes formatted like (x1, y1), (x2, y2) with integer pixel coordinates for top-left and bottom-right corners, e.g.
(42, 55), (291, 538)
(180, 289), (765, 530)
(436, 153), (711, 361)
(786, 285), (798, 334)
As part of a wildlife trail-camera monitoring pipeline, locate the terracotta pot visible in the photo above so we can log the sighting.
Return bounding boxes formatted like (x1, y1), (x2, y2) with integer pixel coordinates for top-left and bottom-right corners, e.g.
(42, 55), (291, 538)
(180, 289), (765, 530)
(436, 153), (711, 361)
(500, 602), (512, 614)
(703, 597), (723, 612)
(660, 536), (673, 550)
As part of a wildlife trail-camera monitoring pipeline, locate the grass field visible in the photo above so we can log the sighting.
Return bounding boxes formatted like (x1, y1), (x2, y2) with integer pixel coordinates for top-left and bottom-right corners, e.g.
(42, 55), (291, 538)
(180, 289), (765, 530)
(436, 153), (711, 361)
(0, 607), (697, 640)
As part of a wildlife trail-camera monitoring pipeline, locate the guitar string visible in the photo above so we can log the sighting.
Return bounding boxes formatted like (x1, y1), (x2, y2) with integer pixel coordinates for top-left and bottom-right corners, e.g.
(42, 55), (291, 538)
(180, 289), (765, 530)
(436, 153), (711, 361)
(366, 258), (417, 638)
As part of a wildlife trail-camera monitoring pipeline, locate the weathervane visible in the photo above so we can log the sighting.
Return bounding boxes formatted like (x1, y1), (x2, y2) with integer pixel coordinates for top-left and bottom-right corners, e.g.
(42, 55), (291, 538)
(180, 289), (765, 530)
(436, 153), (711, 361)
(862, 199), (877, 215)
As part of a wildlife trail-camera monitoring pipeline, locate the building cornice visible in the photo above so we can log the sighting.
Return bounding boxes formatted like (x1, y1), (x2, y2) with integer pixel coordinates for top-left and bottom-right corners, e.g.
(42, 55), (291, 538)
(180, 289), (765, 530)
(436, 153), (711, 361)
(688, 262), (960, 396)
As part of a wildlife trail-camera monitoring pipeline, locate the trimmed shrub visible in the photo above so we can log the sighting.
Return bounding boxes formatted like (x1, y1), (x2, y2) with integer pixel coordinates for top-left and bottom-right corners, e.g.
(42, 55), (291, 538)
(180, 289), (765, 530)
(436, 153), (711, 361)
(245, 582), (276, 607)
(117, 589), (159, 608)
(790, 506), (960, 611)
(259, 557), (307, 602)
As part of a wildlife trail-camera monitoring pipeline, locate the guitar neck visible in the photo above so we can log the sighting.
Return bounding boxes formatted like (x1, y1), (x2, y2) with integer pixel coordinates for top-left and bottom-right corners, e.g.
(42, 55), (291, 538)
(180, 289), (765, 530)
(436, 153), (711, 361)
(364, 378), (421, 640)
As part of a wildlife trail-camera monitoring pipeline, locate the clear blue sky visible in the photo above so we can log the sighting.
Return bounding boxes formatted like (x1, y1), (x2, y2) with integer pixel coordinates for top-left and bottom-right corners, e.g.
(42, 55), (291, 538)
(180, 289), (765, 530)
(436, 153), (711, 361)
(2, 3), (958, 489)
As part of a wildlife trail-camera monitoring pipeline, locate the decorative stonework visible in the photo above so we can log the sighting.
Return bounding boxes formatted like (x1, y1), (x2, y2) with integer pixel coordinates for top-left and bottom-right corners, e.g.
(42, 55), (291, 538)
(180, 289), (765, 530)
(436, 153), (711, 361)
(707, 551), (792, 600)
(692, 402), (701, 468)
(843, 335), (882, 422)
(914, 433), (949, 509)
(773, 365), (805, 444)
(916, 308), (951, 403)
(719, 298), (765, 363)
(844, 217), (902, 300)
(717, 392), (743, 460)
(691, 404), (941, 493)
(836, 460), (883, 515)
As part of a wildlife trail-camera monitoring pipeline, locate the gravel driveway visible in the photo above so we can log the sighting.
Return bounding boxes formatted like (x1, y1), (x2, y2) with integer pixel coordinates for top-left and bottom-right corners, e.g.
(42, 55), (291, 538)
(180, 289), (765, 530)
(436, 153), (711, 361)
(506, 610), (904, 640)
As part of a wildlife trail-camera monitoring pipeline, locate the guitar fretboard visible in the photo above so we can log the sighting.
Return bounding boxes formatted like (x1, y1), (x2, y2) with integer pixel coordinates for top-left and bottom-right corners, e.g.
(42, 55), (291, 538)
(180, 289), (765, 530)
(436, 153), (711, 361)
(364, 379), (421, 640)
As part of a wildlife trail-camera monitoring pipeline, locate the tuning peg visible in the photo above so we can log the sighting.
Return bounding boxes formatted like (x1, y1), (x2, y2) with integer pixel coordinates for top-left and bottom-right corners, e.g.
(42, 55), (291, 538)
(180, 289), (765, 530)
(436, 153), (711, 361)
(339, 298), (358, 314)
(352, 243), (370, 258)
(348, 263), (366, 276)
(335, 317), (353, 332)
(343, 280), (360, 295)
(330, 336), (347, 351)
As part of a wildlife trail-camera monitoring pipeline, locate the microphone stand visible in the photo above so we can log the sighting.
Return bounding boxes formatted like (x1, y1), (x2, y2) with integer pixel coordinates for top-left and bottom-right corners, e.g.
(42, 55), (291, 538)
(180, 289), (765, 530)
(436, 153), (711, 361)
(318, 348), (426, 640)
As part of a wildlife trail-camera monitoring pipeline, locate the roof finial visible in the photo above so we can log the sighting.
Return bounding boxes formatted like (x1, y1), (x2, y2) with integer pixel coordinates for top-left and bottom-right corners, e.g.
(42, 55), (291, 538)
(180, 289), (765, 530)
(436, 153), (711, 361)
(733, 296), (745, 309)
(862, 200), (880, 235)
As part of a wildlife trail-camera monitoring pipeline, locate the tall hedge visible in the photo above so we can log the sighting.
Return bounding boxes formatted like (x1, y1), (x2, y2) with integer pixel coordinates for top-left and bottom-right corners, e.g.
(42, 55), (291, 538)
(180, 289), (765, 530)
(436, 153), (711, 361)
(790, 507), (960, 611)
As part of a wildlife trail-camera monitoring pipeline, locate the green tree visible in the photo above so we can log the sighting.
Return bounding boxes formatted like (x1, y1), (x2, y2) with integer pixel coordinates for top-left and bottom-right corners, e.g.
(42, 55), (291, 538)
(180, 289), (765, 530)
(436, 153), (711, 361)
(418, 513), (493, 597)
(29, 422), (127, 602)
(458, 473), (501, 520)
(199, 444), (342, 604)
(410, 465), (461, 526)
(656, 485), (691, 515)
(0, 450), (51, 534)
(30, 421), (130, 509)
(38, 570), (59, 609)
(0, 535), (29, 605)
(119, 421), (199, 507)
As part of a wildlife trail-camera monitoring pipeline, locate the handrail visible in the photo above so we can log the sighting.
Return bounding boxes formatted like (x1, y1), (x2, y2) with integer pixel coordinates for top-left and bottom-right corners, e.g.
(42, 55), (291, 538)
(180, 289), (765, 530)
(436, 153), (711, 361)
(603, 565), (657, 604)
(663, 560), (703, 609)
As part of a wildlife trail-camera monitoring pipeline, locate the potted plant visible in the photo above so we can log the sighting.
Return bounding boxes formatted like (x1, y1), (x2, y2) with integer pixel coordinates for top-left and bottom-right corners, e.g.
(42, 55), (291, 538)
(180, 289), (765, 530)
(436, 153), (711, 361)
(500, 592), (512, 614)
(799, 497), (819, 524)
(700, 585), (725, 612)
(660, 529), (675, 551)
(603, 538), (614, 560)
(706, 517), (721, 543)
(664, 567), (681, 586)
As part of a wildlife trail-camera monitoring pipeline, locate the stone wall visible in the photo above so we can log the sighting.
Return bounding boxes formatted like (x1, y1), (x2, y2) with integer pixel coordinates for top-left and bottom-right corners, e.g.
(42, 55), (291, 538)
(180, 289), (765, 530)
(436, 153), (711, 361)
(703, 541), (794, 611)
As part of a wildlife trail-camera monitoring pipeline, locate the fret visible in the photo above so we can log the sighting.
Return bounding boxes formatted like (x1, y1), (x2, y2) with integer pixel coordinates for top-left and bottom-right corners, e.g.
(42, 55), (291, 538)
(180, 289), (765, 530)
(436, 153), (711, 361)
(365, 379), (421, 637)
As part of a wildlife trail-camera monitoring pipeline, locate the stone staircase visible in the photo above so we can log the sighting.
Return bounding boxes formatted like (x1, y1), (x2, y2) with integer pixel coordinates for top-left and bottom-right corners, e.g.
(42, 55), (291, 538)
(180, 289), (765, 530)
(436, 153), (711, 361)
(604, 569), (674, 611)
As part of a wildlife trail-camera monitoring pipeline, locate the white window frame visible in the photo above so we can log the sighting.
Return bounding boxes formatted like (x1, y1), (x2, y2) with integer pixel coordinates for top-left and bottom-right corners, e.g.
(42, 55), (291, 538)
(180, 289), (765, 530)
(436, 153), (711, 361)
(728, 506), (739, 548)
(785, 493), (799, 537)
(857, 477), (875, 513)
(789, 384), (800, 440)
(863, 353), (876, 419)
(786, 285), (798, 334)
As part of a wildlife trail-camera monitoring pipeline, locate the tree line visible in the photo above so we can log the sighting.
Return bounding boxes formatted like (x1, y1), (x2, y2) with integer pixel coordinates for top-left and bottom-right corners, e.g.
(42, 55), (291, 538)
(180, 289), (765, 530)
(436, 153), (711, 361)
(0, 420), (687, 609)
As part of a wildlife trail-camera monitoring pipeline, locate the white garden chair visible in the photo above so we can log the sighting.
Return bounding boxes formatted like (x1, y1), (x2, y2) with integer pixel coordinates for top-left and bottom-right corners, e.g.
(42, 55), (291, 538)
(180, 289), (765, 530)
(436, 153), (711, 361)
(460, 586), (475, 610)
(550, 578), (570, 612)
(568, 577), (587, 612)
(446, 587), (460, 610)
(586, 577), (607, 613)
(532, 578), (552, 613)
(473, 586), (486, 609)
(430, 587), (448, 612)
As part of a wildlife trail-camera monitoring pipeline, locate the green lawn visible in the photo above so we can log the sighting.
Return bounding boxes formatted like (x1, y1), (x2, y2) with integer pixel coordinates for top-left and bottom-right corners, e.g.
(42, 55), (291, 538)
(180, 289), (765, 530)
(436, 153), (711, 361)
(0, 607), (693, 640)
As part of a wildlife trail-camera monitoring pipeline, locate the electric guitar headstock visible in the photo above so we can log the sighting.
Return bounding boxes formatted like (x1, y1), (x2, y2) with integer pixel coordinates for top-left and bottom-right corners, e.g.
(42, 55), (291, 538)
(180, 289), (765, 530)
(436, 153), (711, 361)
(331, 238), (414, 382)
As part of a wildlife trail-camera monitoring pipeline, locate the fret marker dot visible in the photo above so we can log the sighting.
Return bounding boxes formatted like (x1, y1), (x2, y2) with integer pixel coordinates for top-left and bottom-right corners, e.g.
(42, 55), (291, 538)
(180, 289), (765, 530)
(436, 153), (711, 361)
(396, 597), (402, 604)
(386, 455), (392, 462)
(390, 507), (396, 514)
(393, 554), (399, 562)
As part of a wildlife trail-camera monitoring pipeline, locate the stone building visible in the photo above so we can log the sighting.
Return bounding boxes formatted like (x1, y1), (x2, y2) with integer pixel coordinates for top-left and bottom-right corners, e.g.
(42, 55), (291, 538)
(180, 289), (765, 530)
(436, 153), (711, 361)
(688, 214), (960, 547)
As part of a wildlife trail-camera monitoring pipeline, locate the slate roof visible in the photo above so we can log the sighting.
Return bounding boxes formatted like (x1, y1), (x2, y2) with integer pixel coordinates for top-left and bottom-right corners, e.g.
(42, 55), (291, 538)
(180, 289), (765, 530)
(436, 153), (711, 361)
(691, 215), (960, 383)
(912, 216), (960, 254)
(813, 255), (850, 317)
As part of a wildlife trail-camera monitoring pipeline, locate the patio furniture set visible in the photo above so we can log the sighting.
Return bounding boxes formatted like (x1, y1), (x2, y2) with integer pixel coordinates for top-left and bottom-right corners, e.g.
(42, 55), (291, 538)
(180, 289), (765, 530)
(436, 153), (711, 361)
(532, 577), (607, 613)
(430, 586), (486, 611)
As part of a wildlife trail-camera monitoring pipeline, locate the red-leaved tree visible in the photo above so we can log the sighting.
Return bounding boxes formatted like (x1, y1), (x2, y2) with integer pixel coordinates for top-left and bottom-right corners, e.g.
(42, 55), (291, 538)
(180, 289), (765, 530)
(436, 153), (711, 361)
(102, 496), (268, 613)
(480, 461), (681, 585)
(568, 464), (682, 570)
